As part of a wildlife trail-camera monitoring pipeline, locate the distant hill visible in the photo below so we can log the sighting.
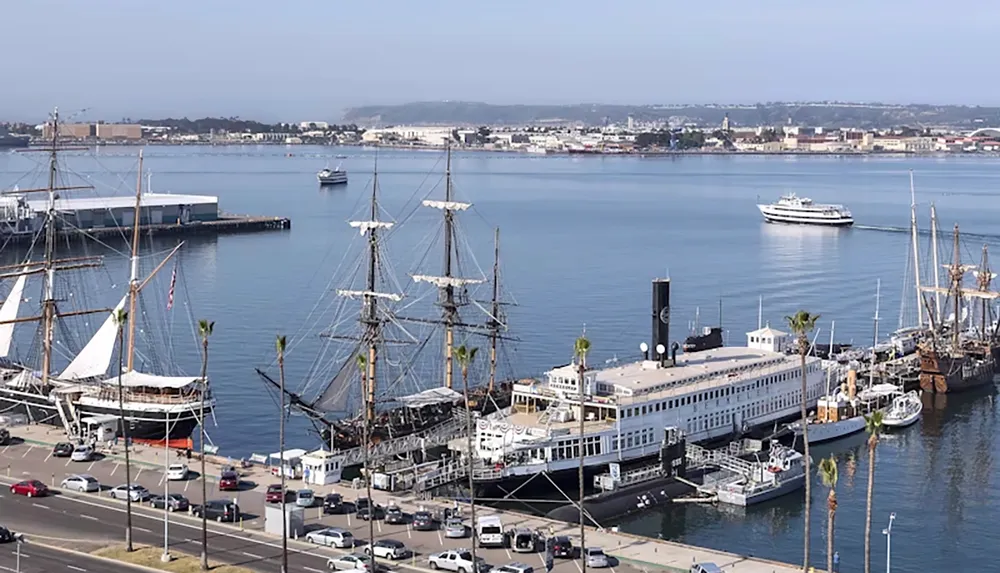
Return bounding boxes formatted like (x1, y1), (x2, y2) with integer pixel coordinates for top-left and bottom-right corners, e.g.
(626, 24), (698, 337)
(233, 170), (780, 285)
(342, 101), (1000, 129)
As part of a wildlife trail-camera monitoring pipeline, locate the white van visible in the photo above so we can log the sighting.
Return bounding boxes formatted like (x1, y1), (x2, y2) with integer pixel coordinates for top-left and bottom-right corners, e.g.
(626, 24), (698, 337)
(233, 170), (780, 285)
(475, 515), (506, 548)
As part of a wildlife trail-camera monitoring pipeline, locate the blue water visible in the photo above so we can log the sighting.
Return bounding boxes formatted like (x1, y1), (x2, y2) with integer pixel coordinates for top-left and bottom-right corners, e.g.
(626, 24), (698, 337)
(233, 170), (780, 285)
(3, 146), (1000, 572)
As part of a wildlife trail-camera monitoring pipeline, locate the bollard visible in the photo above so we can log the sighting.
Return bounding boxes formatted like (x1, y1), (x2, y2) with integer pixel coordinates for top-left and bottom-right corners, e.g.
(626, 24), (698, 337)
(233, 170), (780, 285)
(6, 464), (9, 477)
(51, 473), (55, 487)
(240, 517), (244, 531)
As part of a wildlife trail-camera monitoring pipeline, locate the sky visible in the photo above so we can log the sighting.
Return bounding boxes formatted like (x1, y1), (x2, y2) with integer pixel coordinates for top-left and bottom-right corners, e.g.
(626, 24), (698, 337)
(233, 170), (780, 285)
(2, 0), (999, 122)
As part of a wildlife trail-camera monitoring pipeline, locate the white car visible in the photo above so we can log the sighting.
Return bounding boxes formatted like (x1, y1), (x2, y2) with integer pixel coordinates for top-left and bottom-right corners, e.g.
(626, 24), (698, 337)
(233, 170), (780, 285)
(428, 549), (487, 573)
(61, 474), (100, 493)
(327, 553), (383, 572)
(363, 539), (409, 559)
(70, 445), (94, 462)
(444, 518), (467, 538)
(166, 464), (189, 481)
(490, 564), (534, 573)
(110, 484), (150, 502)
(584, 548), (609, 569)
(306, 527), (353, 548)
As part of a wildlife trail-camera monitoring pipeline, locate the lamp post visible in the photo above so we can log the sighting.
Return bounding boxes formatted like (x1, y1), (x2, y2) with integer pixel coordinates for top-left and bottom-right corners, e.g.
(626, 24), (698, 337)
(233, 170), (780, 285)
(14, 533), (22, 572)
(881, 512), (896, 573)
(162, 412), (171, 563)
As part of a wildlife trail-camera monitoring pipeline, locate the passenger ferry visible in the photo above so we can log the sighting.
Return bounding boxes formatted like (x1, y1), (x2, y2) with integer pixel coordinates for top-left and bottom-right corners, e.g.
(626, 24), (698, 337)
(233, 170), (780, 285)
(757, 193), (853, 226)
(468, 280), (827, 491)
(317, 167), (348, 186)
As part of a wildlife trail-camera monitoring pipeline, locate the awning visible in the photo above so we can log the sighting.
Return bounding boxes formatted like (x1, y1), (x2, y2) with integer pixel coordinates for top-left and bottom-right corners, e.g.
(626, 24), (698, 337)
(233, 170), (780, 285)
(101, 370), (202, 390)
(81, 414), (119, 425)
(269, 448), (308, 461)
(397, 387), (463, 408)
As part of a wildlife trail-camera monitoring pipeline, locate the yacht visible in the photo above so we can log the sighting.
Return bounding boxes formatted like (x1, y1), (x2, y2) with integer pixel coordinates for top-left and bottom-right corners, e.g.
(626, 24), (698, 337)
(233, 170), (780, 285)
(882, 391), (922, 428)
(317, 167), (348, 185)
(757, 194), (853, 226)
(468, 279), (827, 493)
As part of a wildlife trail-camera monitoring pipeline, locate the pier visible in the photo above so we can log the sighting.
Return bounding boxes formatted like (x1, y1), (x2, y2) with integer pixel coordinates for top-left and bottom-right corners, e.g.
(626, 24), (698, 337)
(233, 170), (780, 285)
(1, 420), (804, 573)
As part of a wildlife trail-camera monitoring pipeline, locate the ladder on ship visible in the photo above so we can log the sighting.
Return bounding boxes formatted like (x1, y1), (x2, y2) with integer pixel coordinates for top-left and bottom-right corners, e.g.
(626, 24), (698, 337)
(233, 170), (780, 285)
(51, 391), (79, 436)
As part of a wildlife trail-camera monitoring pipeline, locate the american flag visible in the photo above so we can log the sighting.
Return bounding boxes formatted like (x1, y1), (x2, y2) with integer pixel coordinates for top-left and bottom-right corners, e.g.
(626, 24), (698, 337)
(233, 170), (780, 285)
(166, 267), (177, 310)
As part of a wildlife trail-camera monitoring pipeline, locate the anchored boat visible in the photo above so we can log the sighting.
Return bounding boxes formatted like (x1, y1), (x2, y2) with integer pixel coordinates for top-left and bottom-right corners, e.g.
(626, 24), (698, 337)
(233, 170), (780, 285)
(882, 391), (922, 428)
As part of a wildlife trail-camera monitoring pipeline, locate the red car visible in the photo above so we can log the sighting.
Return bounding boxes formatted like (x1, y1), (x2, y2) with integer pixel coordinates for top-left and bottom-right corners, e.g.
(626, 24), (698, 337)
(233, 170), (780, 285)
(219, 471), (239, 491)
(10, 480), (48, 497)
(265, 484), (286, 503)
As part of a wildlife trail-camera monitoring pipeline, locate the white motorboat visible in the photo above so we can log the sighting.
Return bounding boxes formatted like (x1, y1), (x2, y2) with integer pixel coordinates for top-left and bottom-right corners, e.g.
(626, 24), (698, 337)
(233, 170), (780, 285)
(317, 167), (348, 185)
(882, 391), (922, 428)
(757, 193), (853, 226)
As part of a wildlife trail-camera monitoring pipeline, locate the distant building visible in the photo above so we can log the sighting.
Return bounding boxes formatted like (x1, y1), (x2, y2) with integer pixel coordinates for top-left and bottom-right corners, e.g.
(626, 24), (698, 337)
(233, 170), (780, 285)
(95, 124), (142, 140)
(42, 123), (93, 139)
(299, 121), (330, 130)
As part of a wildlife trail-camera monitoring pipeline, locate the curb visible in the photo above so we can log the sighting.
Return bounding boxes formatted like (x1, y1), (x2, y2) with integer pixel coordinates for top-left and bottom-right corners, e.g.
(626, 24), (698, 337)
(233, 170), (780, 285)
(21, 539), (164, 573)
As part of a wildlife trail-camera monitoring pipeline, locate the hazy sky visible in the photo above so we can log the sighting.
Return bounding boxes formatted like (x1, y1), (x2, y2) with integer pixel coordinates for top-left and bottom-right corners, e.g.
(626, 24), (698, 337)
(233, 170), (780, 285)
(3, 0), (998, 122)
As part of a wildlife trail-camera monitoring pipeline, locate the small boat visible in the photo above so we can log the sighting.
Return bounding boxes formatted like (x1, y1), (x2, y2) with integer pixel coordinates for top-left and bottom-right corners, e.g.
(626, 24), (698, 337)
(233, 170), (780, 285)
(317, 167), (348, 185)
(757, 193), (853, 226)
(715, 445), (808, 506)
(882, 391), (922, 428)
(789, 389), (866, 445)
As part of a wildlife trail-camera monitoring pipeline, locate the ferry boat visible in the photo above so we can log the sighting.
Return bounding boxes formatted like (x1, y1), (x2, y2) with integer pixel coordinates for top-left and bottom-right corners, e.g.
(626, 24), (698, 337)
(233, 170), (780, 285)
(317, 167), (348, 185)
(468, 279), (827, 493)
(757, 194), (853, 226)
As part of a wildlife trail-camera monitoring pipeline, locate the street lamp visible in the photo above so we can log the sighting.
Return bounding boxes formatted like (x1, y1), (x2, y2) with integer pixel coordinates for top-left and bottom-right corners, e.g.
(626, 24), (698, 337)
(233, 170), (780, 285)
(14, 532), (23, 573)
(162, 413), (172, 563)
(881, 512), (896, 573)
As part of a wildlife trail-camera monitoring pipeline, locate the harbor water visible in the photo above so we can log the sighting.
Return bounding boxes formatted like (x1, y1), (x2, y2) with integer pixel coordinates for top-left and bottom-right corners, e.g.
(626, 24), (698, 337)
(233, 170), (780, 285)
(3, 146), (1000, 571)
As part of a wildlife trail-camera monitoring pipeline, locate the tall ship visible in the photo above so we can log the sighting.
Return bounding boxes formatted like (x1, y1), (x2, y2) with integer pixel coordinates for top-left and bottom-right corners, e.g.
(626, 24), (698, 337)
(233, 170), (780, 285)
(0, 109), (212, 445)
(757, 193), (853, 226)
(468, 278), (827, 492)
(916, 224), (998, 394)
(259, 145), (514, 452)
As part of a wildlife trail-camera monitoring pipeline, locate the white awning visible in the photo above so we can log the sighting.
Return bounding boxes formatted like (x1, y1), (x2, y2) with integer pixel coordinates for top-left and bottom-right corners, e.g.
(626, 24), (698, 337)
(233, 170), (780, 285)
(397, 387), (463, 408)
(101, 370), (203, 390)
(81, 414), (119, 425)
(269, 448), (308, 461)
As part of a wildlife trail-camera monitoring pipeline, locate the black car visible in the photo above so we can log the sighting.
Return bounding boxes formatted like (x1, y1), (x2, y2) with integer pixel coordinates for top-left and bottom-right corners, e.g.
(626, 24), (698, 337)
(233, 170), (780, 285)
(150, 494), (189, 512)
(191, 500), (240, 522)
(0, 527), (14, 543)
(412, 510), (436, 531)
(357, 505), (384, 521)
(384, 505), (405, 524)
(0, 428), (10, 446)
(52, 442), (74, 458)
(323, 493), (343, 514)
(551, 536), (574, 558)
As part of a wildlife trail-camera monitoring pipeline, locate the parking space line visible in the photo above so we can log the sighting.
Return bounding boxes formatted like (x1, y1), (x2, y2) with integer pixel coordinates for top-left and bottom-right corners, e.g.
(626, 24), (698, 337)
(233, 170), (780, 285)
(31, 503), (50, 510)
(184, 480), (190, 492)
(44, 451), (52, 462)
(437, 530), (443, 545)
(110, 463), (119, 477)
(242, 551), (263, 559)
(135, 469), (143, 480)
(505, 548), (511, 559)
(80, 514), (99, 520)
(21, 446), (32, 458)
(87, 462), (95, 471)
(135, 526), (152, 533)
(406, 523), (412, 539)
(65, 458), (73, 467)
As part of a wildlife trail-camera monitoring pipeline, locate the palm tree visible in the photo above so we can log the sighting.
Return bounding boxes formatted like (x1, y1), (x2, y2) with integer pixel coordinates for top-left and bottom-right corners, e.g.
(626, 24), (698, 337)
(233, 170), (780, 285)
(197, 319), (213, 571)
(113, 309), (133, 552)
(818, 455), (838, 573)
(356, 354), (376, 572)
(863, 410), (884, 573)
(276, 335), (289, 573)
(454, 345), (479, 569)
(784, 310), (819, 573)
(574, 335), (591, 573)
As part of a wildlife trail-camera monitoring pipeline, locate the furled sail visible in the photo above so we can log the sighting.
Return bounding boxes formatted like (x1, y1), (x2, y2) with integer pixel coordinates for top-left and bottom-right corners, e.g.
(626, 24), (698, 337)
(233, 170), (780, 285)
(0, 272), (28, 358)
(311, 347), (361, 414)
(60, 294), (128, 380)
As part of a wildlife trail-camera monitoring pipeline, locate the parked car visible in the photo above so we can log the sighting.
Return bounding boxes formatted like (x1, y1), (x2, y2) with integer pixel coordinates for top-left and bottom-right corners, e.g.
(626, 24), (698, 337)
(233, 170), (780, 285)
(354, 497), (372, 512)
(690, 564), (722, 573)
(61, 474), (100, 493)
(150, 494), (189, 512)
(166, 464), (189, 481)
(358, 505), (384, 521)
(323, 493), (343, 513)
(10, 480), (47, 497)
(326, 553), (387, 573)
(584, 548), (609, 568)
(305, 527), (353, 548)
(110, 484), (151, 502)
(384, 505), (406, 524)
(428, 549), (488, 573)
(265, 484), (288, 504)
(296, 489), (315, 508)
(444, 517), (467, 538)
(412, 510), (436, 531)
(551, 536), (574, 559)
(70, 444), (94, 462)
(0, 428), (10, 445)
(218, 470), (239, 491)
(363, 539), (409, 560)
(511, 529), (542, 553)
(0, 527), (14, 543)
(52, 442), (73, 458)
(490, 563), (534, 573)
(191, 500), (240, 522)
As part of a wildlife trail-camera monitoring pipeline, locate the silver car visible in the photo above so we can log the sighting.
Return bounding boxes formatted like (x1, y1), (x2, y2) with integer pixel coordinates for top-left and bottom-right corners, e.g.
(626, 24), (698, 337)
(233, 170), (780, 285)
(61, 474), (100, 492)
(584, 548), (609, 568)
(305, 527), (353, 548)
(444, 517), (467, 538)
(70, 445), (94, 462)
(110, 484), (150, 502)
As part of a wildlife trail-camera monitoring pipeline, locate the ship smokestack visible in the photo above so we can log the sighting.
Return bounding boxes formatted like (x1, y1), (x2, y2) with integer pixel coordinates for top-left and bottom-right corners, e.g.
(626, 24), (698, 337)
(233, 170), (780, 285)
(651, 278), (671, 366)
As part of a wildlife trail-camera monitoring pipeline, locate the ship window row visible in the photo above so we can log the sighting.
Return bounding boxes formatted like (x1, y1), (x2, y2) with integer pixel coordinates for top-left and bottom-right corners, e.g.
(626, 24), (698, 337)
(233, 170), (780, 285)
(551, 435), (602, 461)
(612, 427), (654, 451)
(686, 385), (820, 434)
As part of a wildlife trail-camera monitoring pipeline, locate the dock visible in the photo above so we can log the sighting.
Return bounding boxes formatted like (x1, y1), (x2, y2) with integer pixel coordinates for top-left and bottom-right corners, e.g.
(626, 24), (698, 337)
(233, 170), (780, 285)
(1, 420), (805, 573)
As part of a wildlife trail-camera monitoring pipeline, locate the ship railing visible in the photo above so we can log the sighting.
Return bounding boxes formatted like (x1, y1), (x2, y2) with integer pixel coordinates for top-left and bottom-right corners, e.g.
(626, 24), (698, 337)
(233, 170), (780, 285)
(686, 443), (754, 476)
(340, 415), (470, 467)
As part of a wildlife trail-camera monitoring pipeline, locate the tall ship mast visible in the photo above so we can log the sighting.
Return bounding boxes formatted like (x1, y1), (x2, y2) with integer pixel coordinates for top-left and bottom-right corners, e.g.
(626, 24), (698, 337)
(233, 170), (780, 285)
(0, 108), (213, 445)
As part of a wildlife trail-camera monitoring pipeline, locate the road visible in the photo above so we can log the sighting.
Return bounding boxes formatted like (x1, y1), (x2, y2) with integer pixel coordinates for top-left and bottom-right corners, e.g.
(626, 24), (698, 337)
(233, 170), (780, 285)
(0, 541), (138, 573)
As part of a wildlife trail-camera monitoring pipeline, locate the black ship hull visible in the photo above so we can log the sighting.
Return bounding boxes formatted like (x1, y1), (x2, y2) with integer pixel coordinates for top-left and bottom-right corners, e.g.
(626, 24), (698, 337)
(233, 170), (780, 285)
(0, 137), (29, 149)
(919, 347), (996, 394)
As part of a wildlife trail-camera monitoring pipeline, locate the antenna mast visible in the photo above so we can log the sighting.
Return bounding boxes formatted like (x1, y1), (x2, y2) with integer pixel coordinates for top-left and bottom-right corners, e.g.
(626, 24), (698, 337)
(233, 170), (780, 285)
(362, 151), (381, 423)
(40, 108), (60, 384)
(126, 150), (144, 371)
(930, 203), (942, 324)
(910, 171), (923, 328)
(442, 143), (457, 389)
(870, 281), (880, 388)
(951, 224), (962, 351)
(488, 228), (500, 393)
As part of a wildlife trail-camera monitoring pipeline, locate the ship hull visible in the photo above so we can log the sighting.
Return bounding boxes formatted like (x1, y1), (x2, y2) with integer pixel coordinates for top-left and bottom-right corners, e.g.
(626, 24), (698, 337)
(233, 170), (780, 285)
(919, 348), (996, 394)
(789, 416), (866, 445)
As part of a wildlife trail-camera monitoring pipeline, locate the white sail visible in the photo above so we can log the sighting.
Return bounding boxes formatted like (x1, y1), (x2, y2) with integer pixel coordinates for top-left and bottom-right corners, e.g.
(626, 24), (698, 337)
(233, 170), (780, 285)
(60, 294), (128, 380)
(411, 274), (484, 288)
(422, 200), (471, 211)
(348, 221), (394, 235)
(0, 272), (27, 358)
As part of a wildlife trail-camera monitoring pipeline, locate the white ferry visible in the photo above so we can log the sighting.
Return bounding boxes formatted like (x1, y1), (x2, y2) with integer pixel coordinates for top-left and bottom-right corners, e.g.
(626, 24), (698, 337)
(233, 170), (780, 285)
(757, 193), (853, 226)
(471, 295), (826, 490)
(317, 167), (348, 185)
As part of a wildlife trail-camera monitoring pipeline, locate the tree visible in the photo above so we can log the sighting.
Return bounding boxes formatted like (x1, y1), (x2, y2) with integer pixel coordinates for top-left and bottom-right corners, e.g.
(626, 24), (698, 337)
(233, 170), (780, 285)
(863, 410), (885, 573)
(574, 335), (591, 573)
(113, 309), (134, 552)
(454, 345), (479, 569)
(818, 455), (839, 573)
(356, 354), (377, 572)
(197, 319), (214, 571)
(276, 335), (289, 573)
(785, 310), (819, 573)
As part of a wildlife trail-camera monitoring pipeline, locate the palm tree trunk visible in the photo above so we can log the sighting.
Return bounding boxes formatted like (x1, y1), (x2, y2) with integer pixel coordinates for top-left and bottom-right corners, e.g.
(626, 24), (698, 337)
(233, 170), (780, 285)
(827, 492), (835, 573)
(117, 327), (133, 552)
(578, 363), (587, 573)
(864, 440), (876, 573)
(200, 338), (209, 571)
(463, 368), (478, 570)
(799, 350), (811, 572)
(278, 352), (288, 573)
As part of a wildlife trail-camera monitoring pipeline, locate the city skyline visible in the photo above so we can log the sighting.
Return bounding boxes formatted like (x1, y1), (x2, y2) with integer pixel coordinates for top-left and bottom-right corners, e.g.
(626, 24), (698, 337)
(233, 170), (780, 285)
(3, 0), (1000, 121)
